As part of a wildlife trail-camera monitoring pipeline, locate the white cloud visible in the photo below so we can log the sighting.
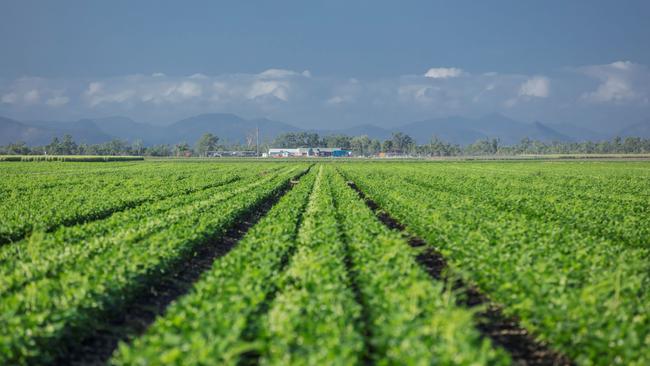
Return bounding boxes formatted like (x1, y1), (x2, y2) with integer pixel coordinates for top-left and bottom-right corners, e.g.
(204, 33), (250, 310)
(583, 78), (635, 103)
(175, 81), (202, 98)
(327, 96), (345, 104)
(258, 68), (301, 79)
(611, 61), (632, 70)
(152, 72), (166, 77)
(580, 61), (648, 104)
(85, 82), (103, 96)
(189, 73), (208, 79)
(518, 76), (550, 98)
(1, 63), (648, 129)
(247, 80), (289, 101)
(1, 92), (18, 104)
(84, 82), (135, 107)
(46, 95), (70, 107)
(424, 67), (464, 79)
(24, 89), (40, 104)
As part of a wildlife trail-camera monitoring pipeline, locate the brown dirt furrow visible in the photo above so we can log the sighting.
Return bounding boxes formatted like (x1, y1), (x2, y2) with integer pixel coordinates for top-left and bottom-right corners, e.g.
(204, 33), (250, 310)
(54, 168), (311, 366)
(345, 180), (573, 366)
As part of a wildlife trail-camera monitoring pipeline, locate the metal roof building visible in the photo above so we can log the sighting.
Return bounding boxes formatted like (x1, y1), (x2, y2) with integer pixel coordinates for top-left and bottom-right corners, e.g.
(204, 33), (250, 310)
(267, 147), (351, 157)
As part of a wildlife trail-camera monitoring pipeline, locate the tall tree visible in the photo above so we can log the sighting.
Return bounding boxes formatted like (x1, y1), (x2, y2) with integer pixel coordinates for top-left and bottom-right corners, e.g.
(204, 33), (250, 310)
(174, 142), (191, 157)
(390, 132), (414, 153)
(131, 139), (144, 155)
(195, 133), (219, 156)
(350, 135), (371, 156)
(60, 134), (78, 155)
(45, 137), (61, 155)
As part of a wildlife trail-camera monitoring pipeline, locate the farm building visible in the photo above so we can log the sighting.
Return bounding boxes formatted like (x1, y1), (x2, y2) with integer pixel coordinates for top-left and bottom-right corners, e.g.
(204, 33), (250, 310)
(207, 151), (258, 157)
(267, 147), (351, 158)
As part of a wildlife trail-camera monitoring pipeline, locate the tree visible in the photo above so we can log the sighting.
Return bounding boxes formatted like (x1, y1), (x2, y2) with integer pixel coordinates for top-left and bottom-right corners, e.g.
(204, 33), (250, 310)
(351, 135), (371, 156)
(195, 133), (219, 157)
(381, 140), (393, 153)
(45, 137), (61, 155)
(146, 144), (172, 156)
(174, 142), (192, 157)
(322, 134), (351, 149)
(429, 135), (449, 156)
(368, 139), (381, 155)
(131, 139), (144, 155)
(60, 134), (78, 155)
(6, 141), (30, 155)
(107, 139), (128, 155)
(390, 132), (414, 153)
(272, 133), (300, 148)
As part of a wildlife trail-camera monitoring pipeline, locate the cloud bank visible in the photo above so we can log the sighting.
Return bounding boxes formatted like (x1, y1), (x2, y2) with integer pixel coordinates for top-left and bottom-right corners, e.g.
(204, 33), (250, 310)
(1, 61), (649, 130)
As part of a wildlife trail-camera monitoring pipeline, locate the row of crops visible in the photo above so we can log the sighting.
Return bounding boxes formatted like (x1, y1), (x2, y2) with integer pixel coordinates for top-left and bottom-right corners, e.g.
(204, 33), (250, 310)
(113, 166), (507, 365)
(1, 160), (648, 365)
(0, 161), (308, 364)
(339, 161), (650, 365)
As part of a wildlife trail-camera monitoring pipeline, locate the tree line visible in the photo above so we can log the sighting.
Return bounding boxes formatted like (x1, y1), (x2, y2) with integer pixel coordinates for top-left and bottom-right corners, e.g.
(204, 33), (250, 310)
(2, 132), (650, 157)
(270, 132), (650, 156)
(0, 133), (223, 157)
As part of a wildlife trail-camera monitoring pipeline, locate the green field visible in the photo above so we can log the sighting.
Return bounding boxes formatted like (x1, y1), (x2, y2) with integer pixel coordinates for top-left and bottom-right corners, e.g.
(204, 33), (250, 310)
(1, 160), (649, 365)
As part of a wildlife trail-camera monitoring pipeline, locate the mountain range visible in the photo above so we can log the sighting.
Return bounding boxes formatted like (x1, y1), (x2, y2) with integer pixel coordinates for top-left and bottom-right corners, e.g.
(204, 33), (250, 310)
(1, 113), (648, 147)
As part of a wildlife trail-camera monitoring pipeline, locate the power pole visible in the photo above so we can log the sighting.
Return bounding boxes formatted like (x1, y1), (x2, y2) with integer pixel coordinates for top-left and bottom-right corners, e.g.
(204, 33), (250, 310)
(256, 124), (260, 157)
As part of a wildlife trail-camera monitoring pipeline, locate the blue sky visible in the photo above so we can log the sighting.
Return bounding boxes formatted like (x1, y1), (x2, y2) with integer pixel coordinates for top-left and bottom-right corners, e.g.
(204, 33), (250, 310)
(1, 0), (649, 131)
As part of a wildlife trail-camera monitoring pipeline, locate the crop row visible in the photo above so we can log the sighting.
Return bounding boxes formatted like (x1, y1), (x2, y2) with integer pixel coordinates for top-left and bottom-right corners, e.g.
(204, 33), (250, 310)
(0, 168), (291, 296)
(112, 167), (318, 365)
(390, 162), (650, 248)
(339, 162), (650, 365)
(113, 165), (506, 365)
(0, 162), (287, 244)
(0, 165), (307, 364)
(260, 166), (363, 365)
(328, 168), (507, 365)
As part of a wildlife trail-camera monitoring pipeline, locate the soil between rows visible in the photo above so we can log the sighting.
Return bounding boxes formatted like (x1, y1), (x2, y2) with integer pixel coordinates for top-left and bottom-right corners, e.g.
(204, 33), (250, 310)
(54, 169), (310, 366)
(345, 180), (574, 366)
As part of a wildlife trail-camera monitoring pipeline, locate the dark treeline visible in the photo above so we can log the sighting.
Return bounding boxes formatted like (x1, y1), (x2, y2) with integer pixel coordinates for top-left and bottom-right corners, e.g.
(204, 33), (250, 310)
(271, 132), (650, 156)
(0, 133), (244, 157)
(2, 132), (650, 157)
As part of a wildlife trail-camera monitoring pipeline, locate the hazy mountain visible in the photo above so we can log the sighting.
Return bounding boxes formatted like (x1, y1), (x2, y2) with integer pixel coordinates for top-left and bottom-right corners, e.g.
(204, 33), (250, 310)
(1, 116), (114, 145)
(89, 117), (161, 143)
(545, 122), (607, 141)
(0, 116), (51, 145)
(618, 119), (650, 138)
(3, 112), (648, 147)
(166, 113), (301, 145)
(314, 124), (392, 141)
(399, 113), (571, 145)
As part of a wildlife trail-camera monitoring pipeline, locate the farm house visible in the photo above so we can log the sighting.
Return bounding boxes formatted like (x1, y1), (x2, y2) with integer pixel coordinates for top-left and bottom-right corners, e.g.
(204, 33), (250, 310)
(267, 147), (352, 157)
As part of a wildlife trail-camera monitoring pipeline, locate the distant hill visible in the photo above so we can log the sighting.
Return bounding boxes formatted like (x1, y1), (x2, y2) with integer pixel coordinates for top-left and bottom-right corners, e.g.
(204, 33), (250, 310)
(2, 112), (648, 147)
(618, 119), (650, 138)
(313, 124), (392, 141)
(88, 116), (162, 143)
(399, 113), (571, 145)
(166, 113), (301, 145)
(544, 122), (607, 142)
(1, 116), (113, 145)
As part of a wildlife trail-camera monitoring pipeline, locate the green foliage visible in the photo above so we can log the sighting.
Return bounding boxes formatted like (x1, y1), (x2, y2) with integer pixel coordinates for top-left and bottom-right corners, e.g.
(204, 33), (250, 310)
(0, 155), (144, 162)
(339, 161), (650, 365)
(194, 133), (219, 157)
(329, 167), (507, 365)
(259, 167), (364, 365)
(0, 162), (308, 364)
(113, 167), (316, 365)
(2, 160), (649, 365)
